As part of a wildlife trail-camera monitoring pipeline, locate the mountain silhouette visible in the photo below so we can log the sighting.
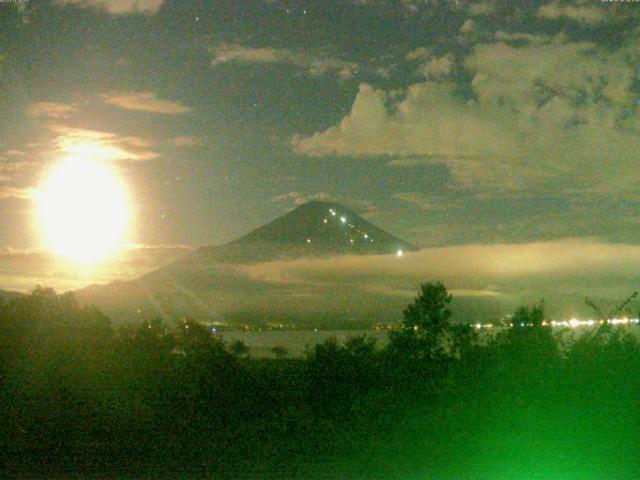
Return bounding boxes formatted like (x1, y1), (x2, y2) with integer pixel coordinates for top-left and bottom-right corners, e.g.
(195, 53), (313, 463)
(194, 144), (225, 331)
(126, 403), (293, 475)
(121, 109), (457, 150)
(194, 200), (416, 263)
(76, 201), (422, 324)
(0, 289), (22, 302)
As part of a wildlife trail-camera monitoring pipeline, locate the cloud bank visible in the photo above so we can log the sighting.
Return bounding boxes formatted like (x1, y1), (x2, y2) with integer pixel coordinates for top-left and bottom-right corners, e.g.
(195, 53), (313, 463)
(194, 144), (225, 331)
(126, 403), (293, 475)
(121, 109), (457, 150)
(27, 102), (80, 119)
(103, 92), (192, 114)
(537, 2), (610, 24)
(56, 0), (165, 15)
(293, 36), (640, 196)
(50, 126), (160, 162)
(229, 239), (640, 315)
(210, 44), (358, 79)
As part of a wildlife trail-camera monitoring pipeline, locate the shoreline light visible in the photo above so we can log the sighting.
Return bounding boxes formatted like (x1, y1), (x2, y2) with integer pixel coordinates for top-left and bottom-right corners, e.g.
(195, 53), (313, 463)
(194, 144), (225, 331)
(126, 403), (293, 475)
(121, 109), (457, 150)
(471, 318), (640, 329)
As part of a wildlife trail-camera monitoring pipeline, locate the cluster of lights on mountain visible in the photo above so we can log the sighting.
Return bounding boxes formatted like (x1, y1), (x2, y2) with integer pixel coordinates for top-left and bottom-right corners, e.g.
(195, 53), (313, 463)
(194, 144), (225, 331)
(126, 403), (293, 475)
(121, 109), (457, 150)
(303, 208), (404, 258)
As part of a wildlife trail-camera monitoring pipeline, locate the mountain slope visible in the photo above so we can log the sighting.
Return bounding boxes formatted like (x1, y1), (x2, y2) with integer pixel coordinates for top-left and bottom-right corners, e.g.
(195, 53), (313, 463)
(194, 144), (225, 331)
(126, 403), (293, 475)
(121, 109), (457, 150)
(0, 289), (25, 302)
(193, 200), (416, 264)
(76, 201), (420, 324)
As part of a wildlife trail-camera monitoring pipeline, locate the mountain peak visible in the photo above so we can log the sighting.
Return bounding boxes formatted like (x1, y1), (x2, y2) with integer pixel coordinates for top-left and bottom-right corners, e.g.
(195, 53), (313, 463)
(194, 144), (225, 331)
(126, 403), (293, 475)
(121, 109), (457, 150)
(222, 200), (416, 258)
(76, 201), (419, 321)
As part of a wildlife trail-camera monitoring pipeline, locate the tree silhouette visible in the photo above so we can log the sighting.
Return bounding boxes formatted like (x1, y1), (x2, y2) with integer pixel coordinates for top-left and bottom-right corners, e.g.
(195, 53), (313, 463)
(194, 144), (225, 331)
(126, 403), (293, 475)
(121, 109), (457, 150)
(3, 284), (640, 479)
(500, 301), (559, 374)
(271, 345), (289, 358)
(388, 281), (453, 361)
(511, 301), (545, 328)
(230, 339), (250, 358)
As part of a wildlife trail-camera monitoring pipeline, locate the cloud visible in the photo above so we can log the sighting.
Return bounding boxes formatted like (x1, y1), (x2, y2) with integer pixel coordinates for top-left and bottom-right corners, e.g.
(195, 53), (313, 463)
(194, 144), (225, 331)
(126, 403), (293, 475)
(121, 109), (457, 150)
(209, 43), (358, 79)
(102, 92), (192, 114)
(0, 186), (36, 200)
(27, 101), (79, 119)
(468, 2), (492, 16)
(494, 31), (549, 43)
(292, 82), (517, 190)
(407, 49), (455, 79)
(538, 2), (610, 24)
(232, 239), (640, 307)
(460, 19), (476, 34)
(50, 125), (160, 161)
(308, 80), (496, 160)
(450, 289), (503, 298)
(466, 40), (634, 110)
(420, 54), (454, 78)
(361, 284), (501, 299)
(0, 159), (34, 174)
(3, 150), (26, 158)
(293, 37), (640, 196)
(272, 192), (379, 218)
(0, 123), (159, 208)
(273, 191), (333, 206)
(0, 157), (39, 201)
(4, 239), (639, 317)
(406, 47), (430, 62)
(56, 0), (165, 15)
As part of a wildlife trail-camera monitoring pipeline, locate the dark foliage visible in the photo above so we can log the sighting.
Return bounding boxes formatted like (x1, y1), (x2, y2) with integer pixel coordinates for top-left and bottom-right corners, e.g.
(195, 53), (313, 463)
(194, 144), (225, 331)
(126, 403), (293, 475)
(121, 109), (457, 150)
(1, 284), (639, 479)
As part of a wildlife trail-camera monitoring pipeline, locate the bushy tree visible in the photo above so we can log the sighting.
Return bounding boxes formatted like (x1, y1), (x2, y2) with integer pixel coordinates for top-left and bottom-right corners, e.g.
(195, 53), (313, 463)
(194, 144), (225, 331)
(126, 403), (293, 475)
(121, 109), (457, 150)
(230, 339), (250, 358)
(498, 301), (559, 373)
(511, 301), (545, 328)
(177, 318), (230, 360)
(403, 282), (452, 333)
(388, 281), (453, 361)
(305, 335), (379, 414)
(271, 345), (289, 358)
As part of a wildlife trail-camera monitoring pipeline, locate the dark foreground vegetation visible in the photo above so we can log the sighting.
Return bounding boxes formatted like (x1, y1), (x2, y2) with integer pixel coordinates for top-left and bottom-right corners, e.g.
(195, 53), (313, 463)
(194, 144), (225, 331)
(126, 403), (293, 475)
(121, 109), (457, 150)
(1, 284), (639, 479)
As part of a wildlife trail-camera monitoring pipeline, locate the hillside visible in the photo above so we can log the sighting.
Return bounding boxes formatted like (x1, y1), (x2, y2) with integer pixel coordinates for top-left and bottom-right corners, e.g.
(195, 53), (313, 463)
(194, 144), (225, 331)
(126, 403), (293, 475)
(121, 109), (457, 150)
(76, 201), (426, 324)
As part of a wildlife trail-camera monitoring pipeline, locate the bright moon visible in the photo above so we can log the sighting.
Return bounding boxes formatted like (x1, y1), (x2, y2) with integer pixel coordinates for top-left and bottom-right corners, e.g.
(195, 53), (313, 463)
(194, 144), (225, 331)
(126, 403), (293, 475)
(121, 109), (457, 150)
(38, 156), (129, 264)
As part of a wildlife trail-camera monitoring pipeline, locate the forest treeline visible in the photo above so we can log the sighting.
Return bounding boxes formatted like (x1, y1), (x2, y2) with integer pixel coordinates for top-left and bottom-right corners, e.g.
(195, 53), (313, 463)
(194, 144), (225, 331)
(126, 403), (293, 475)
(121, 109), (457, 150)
(1, 283), (639, 479)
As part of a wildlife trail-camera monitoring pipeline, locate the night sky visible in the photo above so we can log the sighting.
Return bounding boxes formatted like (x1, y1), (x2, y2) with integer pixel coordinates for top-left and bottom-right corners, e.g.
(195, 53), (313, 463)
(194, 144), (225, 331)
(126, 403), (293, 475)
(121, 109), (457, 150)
(1, 0), (640, 299)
